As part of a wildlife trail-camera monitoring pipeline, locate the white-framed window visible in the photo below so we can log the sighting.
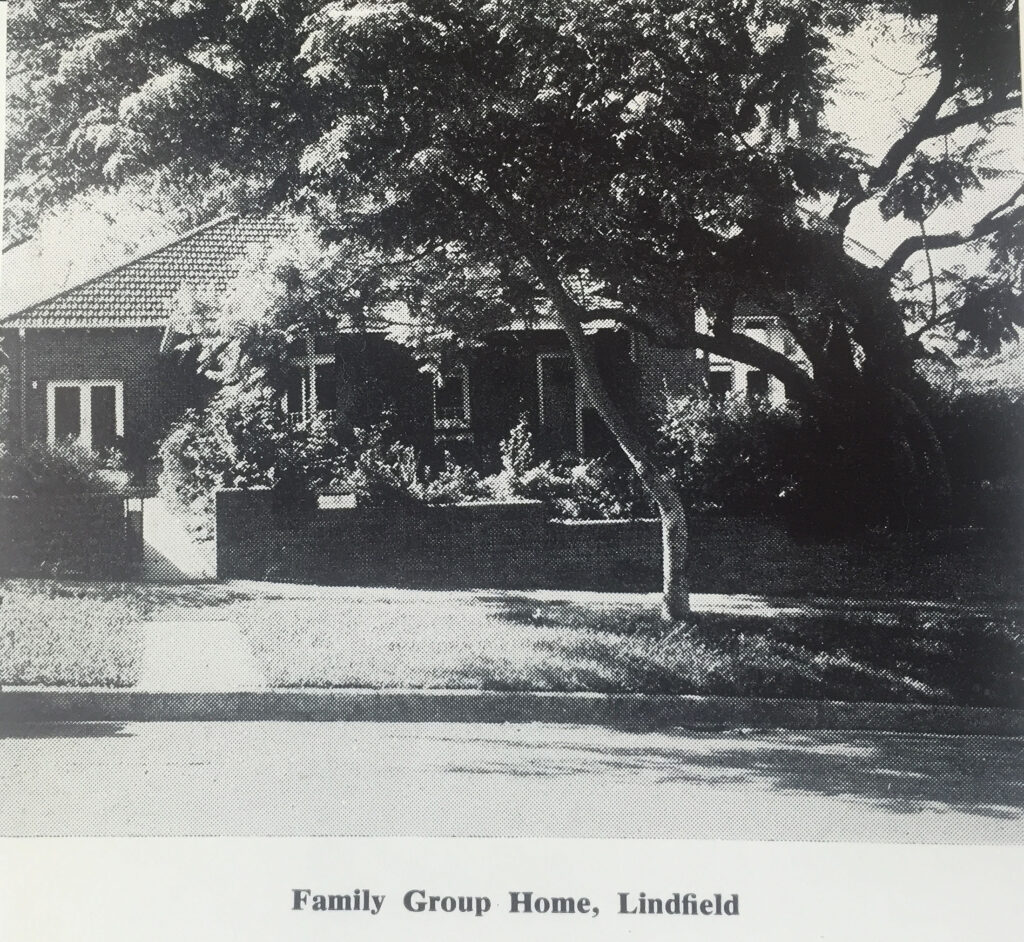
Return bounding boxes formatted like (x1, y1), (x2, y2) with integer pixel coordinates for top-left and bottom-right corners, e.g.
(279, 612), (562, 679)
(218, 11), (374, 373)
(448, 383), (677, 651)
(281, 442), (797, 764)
(705, 319), (795, 406)
(47, 380), (124, 452)
(537, 352), (584, 454)
(433, 364), (471, 429)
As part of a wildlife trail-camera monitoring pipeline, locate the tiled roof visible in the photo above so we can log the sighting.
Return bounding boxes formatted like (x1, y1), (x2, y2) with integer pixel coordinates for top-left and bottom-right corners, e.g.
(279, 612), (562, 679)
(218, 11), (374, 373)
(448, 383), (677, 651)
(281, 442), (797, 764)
(0, 214), (295, 329)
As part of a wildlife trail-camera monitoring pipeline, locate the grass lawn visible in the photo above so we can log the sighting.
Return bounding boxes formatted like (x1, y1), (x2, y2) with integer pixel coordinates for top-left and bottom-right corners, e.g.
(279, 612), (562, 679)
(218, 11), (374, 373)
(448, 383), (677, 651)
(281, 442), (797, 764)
(147, 584), (1024, 708)
(0, 579), (148, 686)
(3, 578), (1020, 705)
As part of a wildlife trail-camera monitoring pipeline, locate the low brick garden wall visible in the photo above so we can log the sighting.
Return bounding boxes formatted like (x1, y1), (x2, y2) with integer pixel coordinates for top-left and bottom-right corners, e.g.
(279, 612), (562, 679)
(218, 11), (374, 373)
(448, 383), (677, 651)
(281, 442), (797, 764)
(0, 494), (134, 578)
(215, 489), (661, 591)
(215, 488), (1022, 600)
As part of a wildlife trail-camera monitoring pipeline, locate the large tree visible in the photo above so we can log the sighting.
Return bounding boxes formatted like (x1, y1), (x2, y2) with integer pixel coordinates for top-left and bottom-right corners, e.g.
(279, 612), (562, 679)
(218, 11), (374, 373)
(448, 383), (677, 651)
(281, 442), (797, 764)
(5, 0), (1022, 618)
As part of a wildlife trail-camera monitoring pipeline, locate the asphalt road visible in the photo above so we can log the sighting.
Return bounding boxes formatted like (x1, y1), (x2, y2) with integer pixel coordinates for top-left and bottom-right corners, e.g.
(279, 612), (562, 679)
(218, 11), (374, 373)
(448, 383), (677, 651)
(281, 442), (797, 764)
(1, 721), (1021, 842)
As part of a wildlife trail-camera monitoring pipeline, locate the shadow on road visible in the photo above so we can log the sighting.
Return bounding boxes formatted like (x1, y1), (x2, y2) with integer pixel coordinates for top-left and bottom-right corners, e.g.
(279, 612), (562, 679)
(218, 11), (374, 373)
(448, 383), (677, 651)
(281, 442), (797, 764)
(443, 728), (1024, 820)
(0, 722), (132, 740)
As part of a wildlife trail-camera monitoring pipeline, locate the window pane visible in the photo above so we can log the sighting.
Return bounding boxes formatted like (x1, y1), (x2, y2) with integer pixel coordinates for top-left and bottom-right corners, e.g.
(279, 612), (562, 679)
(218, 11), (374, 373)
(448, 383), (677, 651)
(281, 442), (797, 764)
(434, 371), (467, 423)
(91, 386), (118, 452)
(314, 364), (338, 413)
(53, 387), (82, 440)
(539, 357), (577, 455)
(746, 370), (769, 403)
(708, 371), (732, 401)
(284, 369), (305, 415)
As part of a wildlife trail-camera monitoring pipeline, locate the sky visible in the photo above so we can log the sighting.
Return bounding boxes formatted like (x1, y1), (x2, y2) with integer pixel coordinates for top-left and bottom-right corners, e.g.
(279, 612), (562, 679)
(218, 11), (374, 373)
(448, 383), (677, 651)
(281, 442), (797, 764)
(827, 17), (1023, 280)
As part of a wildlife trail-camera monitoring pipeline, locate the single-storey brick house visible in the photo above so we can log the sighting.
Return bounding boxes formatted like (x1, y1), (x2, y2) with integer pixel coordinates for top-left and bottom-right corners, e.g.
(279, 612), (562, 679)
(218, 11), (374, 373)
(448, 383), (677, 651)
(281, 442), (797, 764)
(1, 213), (791, 477)
(0, 216), (293, 477)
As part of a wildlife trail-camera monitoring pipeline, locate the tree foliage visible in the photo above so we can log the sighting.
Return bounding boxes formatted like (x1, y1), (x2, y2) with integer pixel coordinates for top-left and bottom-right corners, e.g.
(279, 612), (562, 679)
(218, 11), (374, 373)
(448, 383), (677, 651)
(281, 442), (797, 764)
(7, 1), (1020, 381)
(5, 1), (1023, 566)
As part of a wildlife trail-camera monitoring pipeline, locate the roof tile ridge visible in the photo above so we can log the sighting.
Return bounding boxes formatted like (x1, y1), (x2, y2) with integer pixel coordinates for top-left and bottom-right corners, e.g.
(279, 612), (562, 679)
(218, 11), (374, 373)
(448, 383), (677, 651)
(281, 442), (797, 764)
(1, 213), (241, 324)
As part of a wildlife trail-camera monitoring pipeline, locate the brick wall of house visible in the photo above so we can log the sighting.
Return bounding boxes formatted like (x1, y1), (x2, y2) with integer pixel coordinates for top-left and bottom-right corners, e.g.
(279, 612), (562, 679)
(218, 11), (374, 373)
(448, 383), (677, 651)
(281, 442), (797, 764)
(215, 489), (662, 590)
(1, 327), (209, 470)
(326, 328), (701, 470)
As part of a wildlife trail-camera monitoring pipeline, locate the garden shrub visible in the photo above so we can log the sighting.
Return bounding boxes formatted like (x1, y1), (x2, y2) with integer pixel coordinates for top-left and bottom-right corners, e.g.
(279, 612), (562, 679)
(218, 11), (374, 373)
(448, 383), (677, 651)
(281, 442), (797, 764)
(327, 423), (427, 506)
(486, 415), (645, 519)
(926, 384), (1024, 528)
(660, 392), (946, 534)
(0, 439), (124, 496)
(328, 421), (490, 507)
(421, 455), (492, 504)
(660, 393), (804, 516)
(519, 457), (645, 519)
(928, 385), (1024, 488)
(500, 414), (537, 482)
(159, 401), (644, 521)
(0, 443), (132, 577)
(661, 382), (1024, 535)
(158, 384), (346, 532)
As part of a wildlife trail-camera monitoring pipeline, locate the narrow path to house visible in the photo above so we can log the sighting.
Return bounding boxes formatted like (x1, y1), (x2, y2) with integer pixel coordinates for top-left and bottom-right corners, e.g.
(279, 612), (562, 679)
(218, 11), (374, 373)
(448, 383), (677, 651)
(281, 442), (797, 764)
(136, 621), (266, 692)
(142, 496), (216, 582)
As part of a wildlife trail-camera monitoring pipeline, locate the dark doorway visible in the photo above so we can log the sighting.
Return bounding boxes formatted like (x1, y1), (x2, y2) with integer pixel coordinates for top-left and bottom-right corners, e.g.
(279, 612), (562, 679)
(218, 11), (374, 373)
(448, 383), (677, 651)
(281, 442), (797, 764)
(708, 371), (733, 401)
(746, 370), (770, 404)
(538, 354), (579, 457)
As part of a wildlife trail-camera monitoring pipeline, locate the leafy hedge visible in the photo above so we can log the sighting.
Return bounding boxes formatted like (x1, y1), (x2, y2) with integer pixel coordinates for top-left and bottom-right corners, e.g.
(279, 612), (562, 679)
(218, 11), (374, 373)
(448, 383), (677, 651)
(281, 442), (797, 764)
(159, 377), (1023, 534)
(927, 384), (1024, 529)
(661, 384), (1024, 533)
(660, 394), (804, 517)
(0, 439), (124, 496)
(158, 385), (349, 535)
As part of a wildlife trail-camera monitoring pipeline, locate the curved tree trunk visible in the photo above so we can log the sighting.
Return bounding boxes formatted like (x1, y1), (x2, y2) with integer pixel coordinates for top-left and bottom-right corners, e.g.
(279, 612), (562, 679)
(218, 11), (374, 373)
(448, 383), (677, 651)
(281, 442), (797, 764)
(536, 272), (691, 619)
(562, 328), (691, 621)
(500, 215), (691, 620)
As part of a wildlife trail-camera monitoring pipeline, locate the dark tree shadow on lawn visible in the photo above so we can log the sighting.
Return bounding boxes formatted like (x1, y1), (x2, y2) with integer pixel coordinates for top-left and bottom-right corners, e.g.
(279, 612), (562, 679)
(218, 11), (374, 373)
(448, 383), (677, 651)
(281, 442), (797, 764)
(476, 594), (1024, 708)
(441, 728), (1024, 819)
(0, 722), (132, 740)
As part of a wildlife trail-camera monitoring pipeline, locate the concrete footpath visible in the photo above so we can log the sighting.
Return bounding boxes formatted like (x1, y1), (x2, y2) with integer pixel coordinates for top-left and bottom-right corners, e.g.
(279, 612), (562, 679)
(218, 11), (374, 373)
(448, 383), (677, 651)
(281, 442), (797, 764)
(137, 620), (265, 692)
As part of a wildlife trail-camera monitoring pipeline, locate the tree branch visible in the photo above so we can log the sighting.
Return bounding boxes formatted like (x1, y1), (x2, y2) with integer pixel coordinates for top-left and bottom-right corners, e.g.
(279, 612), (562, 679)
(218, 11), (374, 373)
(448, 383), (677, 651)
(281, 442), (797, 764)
(612, 310), (819, 405)
(832, 87), (1021, 233)
(882, 198), (1024, 277)
(3, 233), (32, 254)
(832, 69), (957, 229)
(930, 92), (1022, 138)
(143, 41), (236, 89)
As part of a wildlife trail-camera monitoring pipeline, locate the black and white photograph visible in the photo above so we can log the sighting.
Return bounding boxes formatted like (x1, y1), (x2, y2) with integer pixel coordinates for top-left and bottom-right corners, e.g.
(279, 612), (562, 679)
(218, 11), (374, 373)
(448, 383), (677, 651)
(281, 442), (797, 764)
(0, 1), (1021, 938)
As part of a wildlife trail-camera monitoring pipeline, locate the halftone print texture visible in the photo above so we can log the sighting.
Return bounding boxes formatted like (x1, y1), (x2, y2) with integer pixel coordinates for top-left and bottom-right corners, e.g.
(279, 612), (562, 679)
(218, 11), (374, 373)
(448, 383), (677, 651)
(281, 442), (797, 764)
(0, 1), (1021, 842)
